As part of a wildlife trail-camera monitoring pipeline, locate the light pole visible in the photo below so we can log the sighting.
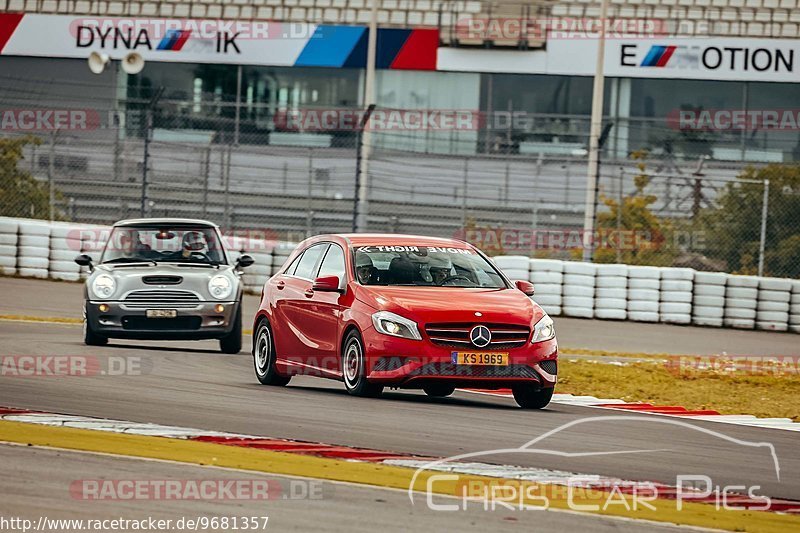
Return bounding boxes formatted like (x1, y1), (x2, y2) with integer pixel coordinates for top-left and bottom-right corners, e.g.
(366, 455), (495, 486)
(354, 0), (379, 232)
(581, 0), (610, 262)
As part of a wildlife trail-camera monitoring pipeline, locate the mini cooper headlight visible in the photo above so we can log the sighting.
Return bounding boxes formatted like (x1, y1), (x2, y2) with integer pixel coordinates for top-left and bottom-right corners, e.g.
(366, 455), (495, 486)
(208, 274), (233, 300)
(371, 311), (422, 341)
(91, 274), (116, 299)
(531, 314), (555, 343)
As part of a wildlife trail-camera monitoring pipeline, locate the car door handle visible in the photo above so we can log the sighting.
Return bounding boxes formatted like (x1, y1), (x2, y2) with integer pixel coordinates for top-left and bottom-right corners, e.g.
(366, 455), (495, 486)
(276, 281), (285, 290)
(304, 289), (314, 298)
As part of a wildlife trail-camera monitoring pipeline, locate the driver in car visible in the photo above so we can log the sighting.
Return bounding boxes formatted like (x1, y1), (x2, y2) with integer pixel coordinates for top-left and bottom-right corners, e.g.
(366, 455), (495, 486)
(428, 254), (454, 285)
(356, 253), (376, 285)
(165, 231), (208, 262)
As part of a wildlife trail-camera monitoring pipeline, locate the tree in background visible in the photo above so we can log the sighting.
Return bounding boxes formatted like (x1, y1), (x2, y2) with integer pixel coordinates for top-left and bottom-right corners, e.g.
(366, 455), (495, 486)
(0, 135), (62, 220)
(701, 164), (800, 278)
(593, 151), (676, 266)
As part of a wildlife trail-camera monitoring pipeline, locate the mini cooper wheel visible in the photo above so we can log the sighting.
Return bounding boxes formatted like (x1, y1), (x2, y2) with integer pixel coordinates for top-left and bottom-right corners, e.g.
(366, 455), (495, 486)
(83, 307), (107, 346)
(512, 385), (554, 409)
(342, 330), (383, 397)
(422, 384), (456, 398)
(219, 308), (243, 354)
(253, 319), (291, 386)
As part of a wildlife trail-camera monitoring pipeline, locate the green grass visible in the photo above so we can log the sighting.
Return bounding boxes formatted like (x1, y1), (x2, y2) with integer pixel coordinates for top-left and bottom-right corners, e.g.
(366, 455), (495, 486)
(558, 360), (800, 421)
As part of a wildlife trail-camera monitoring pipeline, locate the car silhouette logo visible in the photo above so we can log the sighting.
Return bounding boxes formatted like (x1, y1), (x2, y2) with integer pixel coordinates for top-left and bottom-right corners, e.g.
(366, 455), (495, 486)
(469, 325), (491, 348)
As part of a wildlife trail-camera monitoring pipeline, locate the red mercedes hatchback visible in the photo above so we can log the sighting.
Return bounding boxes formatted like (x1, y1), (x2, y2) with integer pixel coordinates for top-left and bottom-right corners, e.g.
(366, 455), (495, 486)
(252, 234), (558, 408)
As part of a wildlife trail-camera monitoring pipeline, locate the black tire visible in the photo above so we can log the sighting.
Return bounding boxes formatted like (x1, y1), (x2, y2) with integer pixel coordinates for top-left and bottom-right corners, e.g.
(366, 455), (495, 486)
(512, 385), (554, 409)
(342, 330), (383, 397)
(423, 384), (456, 398)
(83, 308), (107, 346)
(253, 318), (291, 386)
(219, 307), (243, 354)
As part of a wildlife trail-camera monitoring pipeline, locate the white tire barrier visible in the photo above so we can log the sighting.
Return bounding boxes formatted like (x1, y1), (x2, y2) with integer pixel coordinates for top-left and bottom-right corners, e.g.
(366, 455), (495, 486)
(562, 264), (595, 318)
(626, 266), (660, 322)
(692, 271), (727, 327)
(17, 221), (50, 279)
(529, 271), (563, 284)
(528, 260), (564, 316)
(48, 223), (82, 281)
(502, 268), (530, 281)
(627, 300), (659, 313)
(659, 267), (693, 324)
(492, 255), (530, 271)
(723, 276), (759, 330)
(529, 259), (564, 272)
(756, 275), (791, 331)
(694, 284), (726, 297)
(594, 264), (627, 320)
(692, 306), (724, 319)
(628, 311), (659, 322)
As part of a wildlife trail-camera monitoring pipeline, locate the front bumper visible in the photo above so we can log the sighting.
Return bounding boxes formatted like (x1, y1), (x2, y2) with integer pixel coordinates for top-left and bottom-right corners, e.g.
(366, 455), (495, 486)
(363, 329), (558, 390)
(85, 300), (239, 340)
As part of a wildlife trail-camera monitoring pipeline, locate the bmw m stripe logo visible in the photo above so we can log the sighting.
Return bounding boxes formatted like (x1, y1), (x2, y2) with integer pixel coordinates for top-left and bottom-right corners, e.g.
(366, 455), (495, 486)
(157, 29), (191, 51)
(640, 45), (677, 67)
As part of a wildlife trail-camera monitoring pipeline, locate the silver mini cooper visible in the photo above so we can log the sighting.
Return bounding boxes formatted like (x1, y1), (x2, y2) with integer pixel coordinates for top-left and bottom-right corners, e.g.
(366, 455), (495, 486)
(75, 218), (253, 353)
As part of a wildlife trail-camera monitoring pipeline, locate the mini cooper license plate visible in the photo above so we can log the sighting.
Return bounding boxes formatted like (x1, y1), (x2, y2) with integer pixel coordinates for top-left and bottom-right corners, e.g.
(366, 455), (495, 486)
(146, 309), (177, 318)
(451, 352), (509, 366)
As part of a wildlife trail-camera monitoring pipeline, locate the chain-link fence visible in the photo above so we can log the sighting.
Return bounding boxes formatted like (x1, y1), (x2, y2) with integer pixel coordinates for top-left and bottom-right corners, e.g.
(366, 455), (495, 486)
(2, 75), (799, 278)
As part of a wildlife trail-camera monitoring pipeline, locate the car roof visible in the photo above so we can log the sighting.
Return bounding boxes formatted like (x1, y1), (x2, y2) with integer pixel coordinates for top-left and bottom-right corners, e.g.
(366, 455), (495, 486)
(323, 233), (471, 248)
(112, 218), (219, 228)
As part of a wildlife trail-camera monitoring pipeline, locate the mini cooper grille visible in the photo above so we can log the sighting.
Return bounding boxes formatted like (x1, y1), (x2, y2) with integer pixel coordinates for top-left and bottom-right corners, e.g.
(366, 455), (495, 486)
(123, 290), (201, 309)
(424, 323), (530, 348)
(142, 275), (183, 285)
(539, 360), (558, 375)
(408, 363), (539, 379)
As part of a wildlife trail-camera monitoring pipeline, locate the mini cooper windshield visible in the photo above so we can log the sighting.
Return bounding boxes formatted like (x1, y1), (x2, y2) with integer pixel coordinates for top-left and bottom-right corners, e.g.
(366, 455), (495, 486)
(101, 226), (227, 265)
(354, 245), (506, 288)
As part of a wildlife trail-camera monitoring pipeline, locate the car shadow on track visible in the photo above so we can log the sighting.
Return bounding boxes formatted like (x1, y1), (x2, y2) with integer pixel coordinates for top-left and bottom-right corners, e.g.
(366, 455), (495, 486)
(98, 342), (225, 355)
(279, 384), (545, 411)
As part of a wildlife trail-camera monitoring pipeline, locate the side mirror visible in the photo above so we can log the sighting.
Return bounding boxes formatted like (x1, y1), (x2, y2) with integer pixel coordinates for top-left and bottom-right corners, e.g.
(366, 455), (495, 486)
(312, 275), (342, 293)
(75, 254), (94, 272)
(515, 280), (535, 296)
(236, 254), (255, 269)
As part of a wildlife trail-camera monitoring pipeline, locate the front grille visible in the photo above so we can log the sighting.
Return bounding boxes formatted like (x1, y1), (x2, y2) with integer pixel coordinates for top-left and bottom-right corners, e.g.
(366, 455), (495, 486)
(123, 289), (201, 309)
(122, 316), (202, 330)
(425, 323), (530, 349)
(539, 360), (558, 375)
(408, 363), (539, 379)
(143, 275), (183, 285)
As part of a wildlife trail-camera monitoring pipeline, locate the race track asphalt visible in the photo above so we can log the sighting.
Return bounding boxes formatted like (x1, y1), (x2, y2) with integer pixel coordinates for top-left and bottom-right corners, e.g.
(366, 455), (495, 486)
(0, 443), (701, 532)
(0, 276), (797, 518)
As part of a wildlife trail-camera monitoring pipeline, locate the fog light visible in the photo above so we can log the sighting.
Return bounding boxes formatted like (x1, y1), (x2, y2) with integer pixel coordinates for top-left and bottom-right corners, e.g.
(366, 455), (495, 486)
(98, 304), (109, 312)
(214, 304), (224, 313)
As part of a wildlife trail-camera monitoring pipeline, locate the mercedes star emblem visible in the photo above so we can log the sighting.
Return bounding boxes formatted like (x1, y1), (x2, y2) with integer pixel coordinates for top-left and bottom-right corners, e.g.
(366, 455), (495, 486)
(469, 325), (491, 348)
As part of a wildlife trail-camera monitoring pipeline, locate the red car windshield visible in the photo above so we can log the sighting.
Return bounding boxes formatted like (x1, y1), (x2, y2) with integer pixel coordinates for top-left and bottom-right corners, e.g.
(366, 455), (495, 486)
(353, 245), (506, 288)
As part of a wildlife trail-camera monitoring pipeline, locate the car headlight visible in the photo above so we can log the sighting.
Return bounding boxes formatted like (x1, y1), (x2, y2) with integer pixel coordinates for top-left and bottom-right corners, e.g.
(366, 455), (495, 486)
(91, 274), (116, 299)
(208, 274), (233, 300)
(531, 314), (555, 343)
(371, 311), (422, 341)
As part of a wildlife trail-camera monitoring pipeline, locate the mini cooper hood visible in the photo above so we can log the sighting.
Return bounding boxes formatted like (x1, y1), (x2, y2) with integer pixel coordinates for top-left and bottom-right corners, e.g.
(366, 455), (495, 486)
(91, 262), (238, 300)
(355, 285), (544, 327)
